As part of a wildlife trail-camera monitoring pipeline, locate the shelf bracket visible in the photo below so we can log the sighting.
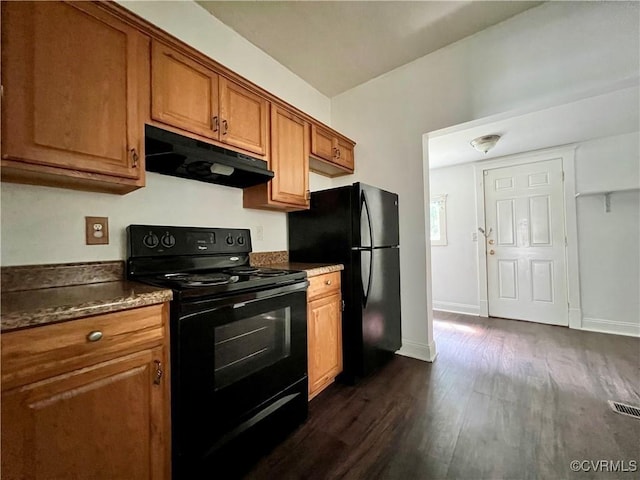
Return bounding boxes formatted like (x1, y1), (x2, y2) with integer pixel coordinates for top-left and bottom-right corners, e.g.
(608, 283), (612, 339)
(576, 187), (639, 213)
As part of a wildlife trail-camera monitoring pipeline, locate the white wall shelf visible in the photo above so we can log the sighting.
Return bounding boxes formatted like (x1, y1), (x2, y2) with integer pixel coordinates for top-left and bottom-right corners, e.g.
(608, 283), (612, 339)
(575, 187), (639, 212)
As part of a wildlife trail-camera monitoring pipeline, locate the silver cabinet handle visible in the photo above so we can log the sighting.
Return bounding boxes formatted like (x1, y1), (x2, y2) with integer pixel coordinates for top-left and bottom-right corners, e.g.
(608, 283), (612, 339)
(154, 360), (163, 385)
(87, 331), (103, 342)
(130, 148), (139, 168)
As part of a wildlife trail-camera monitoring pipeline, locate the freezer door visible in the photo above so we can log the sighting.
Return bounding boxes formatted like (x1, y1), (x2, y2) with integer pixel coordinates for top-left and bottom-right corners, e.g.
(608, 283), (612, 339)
(355, 246), (402, 376)
(354, 183), (399, 248)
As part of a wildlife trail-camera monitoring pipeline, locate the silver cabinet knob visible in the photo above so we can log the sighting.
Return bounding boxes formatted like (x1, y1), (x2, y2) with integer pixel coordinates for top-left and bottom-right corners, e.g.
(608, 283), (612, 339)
(325, 280), (332, 285)
(87, 331), (103, 342)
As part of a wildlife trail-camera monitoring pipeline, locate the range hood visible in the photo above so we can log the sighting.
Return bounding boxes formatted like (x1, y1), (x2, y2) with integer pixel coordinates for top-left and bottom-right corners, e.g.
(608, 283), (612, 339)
(144, 125), (274, 188)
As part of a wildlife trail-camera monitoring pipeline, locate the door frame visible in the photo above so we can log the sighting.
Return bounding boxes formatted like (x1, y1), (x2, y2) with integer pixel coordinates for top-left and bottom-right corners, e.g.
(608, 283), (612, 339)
(473, 145), (582, 329)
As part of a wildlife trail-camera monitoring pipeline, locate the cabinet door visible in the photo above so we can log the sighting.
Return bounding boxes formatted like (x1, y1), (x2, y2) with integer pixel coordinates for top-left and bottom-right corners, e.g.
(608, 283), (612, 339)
(1, 1), (144, 179)
(151, 41), (219, 140)
(270, 105), (309, 207)
(308, 293), (343, 400)
(219, 77), (268, 156)
(310, 124), (335, 162)
(1, 346), (169, 480)
(335, 137), (355, 172)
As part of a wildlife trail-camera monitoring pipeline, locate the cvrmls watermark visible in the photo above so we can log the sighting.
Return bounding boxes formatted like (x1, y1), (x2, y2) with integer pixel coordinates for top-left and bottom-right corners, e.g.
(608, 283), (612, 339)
(570, 460), (637, 473)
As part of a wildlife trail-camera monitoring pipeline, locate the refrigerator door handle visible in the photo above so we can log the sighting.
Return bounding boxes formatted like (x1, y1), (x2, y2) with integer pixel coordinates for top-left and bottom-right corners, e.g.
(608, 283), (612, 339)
(362, 248), (374, 308)
(361, 189), (375, 248)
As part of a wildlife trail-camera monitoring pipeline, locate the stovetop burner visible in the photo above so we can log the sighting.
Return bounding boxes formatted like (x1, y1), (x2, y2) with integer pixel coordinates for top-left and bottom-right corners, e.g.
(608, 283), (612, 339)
(253, 268), (290, 277)
(224, 266), (290, 277)
(157, 272), (238, 287)
(225, 266), (260, 275)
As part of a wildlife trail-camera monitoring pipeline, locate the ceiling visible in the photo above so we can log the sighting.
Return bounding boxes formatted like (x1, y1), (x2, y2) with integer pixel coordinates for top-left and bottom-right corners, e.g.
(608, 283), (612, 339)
(197, 1), (542, 97)
(427, 83), (640, 169)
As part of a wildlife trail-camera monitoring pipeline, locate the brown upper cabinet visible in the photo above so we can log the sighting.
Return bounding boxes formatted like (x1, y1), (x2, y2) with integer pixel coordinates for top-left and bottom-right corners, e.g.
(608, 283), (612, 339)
(310, 124), (355, 176)
(151, 42), (220, 141)
(244, 105), (309, 211)
(335, 136), (355, 171)
(151, 41), (268, 157)
(0, 1), (354, 198)
(0, 1), (149, 194)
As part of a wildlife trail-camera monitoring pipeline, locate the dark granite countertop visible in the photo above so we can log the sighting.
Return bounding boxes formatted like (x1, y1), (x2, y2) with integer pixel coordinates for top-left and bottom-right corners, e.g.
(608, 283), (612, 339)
(1, 280), (172, 332)
(267, 262), (344, 278)
(249, 252), (343, 277)
(1, 261), (173, 332)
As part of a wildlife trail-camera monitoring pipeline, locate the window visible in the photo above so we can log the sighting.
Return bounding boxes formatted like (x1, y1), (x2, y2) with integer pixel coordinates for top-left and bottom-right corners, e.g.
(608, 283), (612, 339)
(430, 194), (447, 246)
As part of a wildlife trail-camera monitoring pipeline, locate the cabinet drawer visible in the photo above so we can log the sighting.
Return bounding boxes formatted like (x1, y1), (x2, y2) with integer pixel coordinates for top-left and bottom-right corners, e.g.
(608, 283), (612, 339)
(307, 272), (341, 301)
(1, 304), (167, 390)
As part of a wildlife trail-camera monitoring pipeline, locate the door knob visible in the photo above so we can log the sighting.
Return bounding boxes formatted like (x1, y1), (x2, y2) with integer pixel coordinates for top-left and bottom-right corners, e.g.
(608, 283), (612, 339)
(489, 249), (495, 255)
(488, 239), (495, 245)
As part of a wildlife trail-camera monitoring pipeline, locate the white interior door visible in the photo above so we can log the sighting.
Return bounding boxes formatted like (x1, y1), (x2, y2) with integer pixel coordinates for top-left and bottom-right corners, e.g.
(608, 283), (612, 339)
(484, 158), (568, 326)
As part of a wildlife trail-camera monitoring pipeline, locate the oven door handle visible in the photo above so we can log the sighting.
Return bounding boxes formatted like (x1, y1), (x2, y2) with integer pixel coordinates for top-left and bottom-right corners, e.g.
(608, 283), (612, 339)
(180, 280), (309, 319)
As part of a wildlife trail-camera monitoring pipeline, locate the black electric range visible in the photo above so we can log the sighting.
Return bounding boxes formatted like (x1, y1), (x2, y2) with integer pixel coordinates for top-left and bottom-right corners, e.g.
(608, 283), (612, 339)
(127, 225), (309, 479)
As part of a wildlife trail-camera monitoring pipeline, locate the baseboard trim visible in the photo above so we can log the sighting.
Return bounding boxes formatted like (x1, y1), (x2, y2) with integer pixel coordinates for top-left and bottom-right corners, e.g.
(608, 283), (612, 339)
(580, 317), (640, 338)
(479, 300), (489, 317)
(397, 339), (437, 362)
(433, 301), (480, 316)
(568, 307), (582, 329)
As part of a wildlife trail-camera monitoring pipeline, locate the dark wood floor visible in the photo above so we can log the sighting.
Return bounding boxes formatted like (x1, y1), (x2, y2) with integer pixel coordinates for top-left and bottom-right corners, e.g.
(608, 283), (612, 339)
(244, 312), (640, 479)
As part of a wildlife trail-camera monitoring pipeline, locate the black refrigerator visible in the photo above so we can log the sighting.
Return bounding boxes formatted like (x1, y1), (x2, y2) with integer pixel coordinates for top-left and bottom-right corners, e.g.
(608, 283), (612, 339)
(288, 182), (401, 383)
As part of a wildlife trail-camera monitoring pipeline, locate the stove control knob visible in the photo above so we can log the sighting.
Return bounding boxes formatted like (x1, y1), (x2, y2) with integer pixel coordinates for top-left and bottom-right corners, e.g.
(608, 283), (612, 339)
(143, 232), (159, 249)
(237, 236), (245, 246)
(225, 234), (235, 246)
(161, 233), (176, 248)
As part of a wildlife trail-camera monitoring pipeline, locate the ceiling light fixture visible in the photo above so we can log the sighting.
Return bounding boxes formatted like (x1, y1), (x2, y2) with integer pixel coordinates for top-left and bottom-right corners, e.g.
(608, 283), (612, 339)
(470, 134), (501, 154)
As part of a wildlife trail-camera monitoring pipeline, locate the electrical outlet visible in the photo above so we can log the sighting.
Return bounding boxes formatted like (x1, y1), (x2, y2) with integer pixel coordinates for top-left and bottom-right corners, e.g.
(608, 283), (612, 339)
(85, 216), (109, 245)
(255, 225), (264, 241)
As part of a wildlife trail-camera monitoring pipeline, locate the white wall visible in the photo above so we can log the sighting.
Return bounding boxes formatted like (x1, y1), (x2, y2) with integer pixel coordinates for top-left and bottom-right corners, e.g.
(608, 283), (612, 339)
(0, 1), (332, 266)
(575, 132), (640, 336)
(429, 164), (480, 315)
(331, 1), (639, 356)
(429, 132), (640, 336)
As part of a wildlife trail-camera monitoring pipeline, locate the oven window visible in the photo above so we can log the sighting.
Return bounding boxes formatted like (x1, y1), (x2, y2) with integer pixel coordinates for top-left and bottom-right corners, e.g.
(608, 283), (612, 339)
(214, 307), (291, 390)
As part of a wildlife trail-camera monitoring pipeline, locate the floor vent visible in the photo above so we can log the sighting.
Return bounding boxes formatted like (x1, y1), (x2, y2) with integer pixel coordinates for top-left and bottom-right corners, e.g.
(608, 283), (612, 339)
(609, 400), (640, 419)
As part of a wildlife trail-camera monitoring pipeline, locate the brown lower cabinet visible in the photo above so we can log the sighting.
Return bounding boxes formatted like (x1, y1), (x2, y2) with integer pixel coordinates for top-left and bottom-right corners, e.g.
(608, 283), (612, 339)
(307, 271), (343, 400)
(1, 304), (171, 480)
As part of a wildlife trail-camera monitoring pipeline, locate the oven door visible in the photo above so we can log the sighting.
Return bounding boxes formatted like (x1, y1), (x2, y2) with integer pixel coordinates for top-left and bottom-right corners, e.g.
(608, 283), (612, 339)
(174, 281), (308, 461)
